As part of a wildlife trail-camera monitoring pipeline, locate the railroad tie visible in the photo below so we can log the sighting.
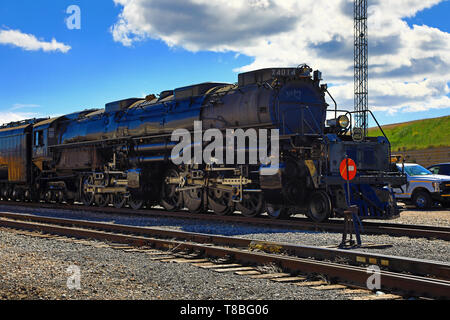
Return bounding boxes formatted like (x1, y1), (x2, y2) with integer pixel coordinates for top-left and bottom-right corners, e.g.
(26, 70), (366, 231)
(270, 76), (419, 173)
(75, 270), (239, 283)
(198, 264), (242, 269)
(271, 276), (306, 283)
(250, 273), (290, 279)
(145, 252), (174, 256)
(295, 280), (328, 287)
(149, 255), (176, 261)
(311, 284), (347, 290)
(215, 267), (255, 273)
(191, 262), (217, 268)
(109, 244), (133, 249)
(160, 258), (209, 264)
(235, 270), (261, 276)
(342, 288), (373, 295)
(351, 294), (402, 301)
(178, 258), (210, 264)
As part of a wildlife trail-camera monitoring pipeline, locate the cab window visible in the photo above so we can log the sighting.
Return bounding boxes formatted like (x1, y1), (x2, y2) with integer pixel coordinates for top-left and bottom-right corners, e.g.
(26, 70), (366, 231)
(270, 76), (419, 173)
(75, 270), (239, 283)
(35, 130), (44, 147)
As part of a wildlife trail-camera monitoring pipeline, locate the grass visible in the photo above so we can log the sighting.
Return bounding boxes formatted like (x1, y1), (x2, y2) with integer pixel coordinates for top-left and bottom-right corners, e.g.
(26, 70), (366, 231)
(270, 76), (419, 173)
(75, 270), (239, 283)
(368, 116), (450, 151)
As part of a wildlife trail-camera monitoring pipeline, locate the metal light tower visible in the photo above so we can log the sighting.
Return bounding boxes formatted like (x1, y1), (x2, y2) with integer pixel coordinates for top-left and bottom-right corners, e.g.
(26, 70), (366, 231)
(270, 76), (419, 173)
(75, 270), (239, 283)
(354, 0), (368, 136)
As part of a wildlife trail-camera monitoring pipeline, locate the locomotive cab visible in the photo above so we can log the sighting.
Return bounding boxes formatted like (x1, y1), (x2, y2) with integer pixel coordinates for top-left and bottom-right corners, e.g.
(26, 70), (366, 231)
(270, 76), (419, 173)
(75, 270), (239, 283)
(32, 117), (60, 171)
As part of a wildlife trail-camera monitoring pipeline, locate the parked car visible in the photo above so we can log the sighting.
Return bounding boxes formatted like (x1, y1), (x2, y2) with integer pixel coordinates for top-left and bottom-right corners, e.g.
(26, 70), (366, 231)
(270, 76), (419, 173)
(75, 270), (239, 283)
(393, 163), (450, 209)
(427, 163), (450, 176)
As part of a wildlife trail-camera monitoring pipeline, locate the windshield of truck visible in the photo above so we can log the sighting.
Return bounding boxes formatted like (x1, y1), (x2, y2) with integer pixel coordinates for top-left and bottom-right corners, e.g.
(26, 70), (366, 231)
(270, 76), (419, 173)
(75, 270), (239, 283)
(398, 164), (432, 176)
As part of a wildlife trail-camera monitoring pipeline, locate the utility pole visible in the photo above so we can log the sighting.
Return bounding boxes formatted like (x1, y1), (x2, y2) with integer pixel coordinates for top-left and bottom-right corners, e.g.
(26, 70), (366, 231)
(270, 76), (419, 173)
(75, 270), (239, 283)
(354, 0), (368, 136)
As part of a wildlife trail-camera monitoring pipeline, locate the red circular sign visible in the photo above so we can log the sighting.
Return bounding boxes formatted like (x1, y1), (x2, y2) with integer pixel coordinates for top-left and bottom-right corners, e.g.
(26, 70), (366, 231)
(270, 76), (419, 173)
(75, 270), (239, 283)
(340, 158), (357, 181)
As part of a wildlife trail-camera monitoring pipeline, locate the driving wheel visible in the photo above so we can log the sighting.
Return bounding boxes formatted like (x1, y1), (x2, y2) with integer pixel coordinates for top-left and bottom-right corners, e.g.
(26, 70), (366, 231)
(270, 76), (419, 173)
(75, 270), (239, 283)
(307, 190), (332, 222)
(128, 195), (144, 210)
(160, 168), (183, 211)
(81, 176), (95, 206)
(95, 194), (110, 208)
(236, 192), (264, 217)
(183, 187), (204, 213)
(207, 188), (234, 216)
(112, 193), (126, 209)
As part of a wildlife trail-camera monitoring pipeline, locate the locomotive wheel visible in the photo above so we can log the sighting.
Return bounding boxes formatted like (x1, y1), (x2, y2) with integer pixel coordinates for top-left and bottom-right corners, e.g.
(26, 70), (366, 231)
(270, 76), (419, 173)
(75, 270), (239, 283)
(56, 191), (65, 204)
(183, 187), (204, 214)
(207, 188), (234, 216)
(81, 176), (95, 206)
(26, 190), (39, 203)
(128, 196), (144, 210)
(24, 190), (32, 202)
(307, 190), (332, 223)
(2, 188), (11, 201)
(12, 188), (24, 202)
(265, 203), (289, 219)
(44, 190), (53, 203)
(112, 193), (126, 209)
(236, 192), (264, 217)
(95, 194), (110, 207)
(160, 168), (183, 211)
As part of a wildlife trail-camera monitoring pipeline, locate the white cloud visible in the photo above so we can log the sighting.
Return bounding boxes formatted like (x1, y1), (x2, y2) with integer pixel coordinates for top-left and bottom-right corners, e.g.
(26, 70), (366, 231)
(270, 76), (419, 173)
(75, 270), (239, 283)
(110, 0), (450, 116)
(329, 78), (450, 115)
(0, 111), (39, 126)
(0, 28), (71, 53)
(11, 104), (41, 110)
(0, 103), (47, 126)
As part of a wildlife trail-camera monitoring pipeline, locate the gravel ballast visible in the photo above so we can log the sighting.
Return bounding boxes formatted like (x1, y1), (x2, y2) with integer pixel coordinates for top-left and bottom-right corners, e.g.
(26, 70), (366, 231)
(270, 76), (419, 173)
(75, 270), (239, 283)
(0, 204), (448, 263)
(1, 228), (359, 300)
(0, 204), (448, 300)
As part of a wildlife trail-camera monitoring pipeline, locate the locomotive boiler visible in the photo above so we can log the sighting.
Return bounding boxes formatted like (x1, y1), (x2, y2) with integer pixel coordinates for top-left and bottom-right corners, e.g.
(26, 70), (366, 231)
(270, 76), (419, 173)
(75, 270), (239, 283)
(0, 65), (406, 222)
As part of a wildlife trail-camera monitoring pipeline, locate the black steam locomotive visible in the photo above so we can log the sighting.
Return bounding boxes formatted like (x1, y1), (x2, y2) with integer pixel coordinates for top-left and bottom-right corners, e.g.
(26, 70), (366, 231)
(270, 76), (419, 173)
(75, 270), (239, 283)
(0, 65), (405, 222)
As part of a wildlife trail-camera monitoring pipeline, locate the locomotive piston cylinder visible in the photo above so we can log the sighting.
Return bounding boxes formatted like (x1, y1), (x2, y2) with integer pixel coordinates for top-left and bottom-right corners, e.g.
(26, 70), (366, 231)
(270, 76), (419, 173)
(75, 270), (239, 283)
(134, 142), (177, 153)
(130, 155), (168, 164)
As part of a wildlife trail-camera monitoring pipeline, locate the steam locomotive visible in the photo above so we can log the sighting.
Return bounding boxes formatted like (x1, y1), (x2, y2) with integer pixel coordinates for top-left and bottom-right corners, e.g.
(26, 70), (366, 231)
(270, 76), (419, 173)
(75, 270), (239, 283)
(0, 65), (406, 222)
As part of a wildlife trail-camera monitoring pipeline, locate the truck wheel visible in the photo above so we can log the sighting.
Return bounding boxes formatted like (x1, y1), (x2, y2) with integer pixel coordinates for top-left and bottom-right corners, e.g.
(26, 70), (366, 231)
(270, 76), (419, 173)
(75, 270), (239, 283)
(412, 191), (432, 210)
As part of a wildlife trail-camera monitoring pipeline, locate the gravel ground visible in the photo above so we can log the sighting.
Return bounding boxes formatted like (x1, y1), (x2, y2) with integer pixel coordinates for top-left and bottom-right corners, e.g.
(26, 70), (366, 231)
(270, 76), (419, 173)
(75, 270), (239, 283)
(0, 204), (448, 263)
(379, 207), (450, 226)
(0, 228), (360, 300)
(0, 204), (448, 300)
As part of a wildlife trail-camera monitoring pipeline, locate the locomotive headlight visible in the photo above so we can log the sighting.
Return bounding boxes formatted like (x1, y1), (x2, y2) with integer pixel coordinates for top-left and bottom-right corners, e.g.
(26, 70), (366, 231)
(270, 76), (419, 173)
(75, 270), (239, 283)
(338, 115), (350, 128)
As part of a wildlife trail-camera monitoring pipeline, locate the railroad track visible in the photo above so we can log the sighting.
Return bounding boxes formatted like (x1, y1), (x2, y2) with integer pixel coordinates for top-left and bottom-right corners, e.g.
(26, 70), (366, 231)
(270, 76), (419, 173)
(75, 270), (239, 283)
(0, 211), (449, 299)
(0, 200), (449, 241)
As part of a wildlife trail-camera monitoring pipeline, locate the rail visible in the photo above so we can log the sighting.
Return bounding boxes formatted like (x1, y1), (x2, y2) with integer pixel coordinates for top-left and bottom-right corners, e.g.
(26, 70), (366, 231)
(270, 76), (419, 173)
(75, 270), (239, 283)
(1, 211), (448, 298)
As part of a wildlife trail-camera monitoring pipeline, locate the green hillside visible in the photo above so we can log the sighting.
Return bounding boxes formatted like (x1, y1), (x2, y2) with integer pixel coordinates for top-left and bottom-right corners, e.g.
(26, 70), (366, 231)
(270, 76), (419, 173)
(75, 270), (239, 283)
(368, 116), (450, 151)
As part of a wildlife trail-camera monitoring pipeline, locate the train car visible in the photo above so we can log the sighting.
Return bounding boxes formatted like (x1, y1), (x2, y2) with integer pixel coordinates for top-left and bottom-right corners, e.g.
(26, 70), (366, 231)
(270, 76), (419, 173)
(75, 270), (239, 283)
(0, 119), (45, 201)
(0, 65), (406, 222)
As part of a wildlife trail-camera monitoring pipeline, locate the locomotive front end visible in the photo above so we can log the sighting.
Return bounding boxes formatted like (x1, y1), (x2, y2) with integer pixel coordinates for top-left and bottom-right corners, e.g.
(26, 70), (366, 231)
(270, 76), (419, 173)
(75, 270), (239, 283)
(253, 65), (406, 221)
(323, 113), (406, 220)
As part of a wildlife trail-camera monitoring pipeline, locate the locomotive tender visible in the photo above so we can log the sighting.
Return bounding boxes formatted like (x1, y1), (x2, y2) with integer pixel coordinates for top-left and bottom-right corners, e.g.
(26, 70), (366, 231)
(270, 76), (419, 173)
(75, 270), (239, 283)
(0, 65), (406, 222)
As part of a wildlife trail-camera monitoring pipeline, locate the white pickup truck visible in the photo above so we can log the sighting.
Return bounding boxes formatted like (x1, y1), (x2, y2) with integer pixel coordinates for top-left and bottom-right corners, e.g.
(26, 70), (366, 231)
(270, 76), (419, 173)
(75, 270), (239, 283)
(393, 163), (450, 209)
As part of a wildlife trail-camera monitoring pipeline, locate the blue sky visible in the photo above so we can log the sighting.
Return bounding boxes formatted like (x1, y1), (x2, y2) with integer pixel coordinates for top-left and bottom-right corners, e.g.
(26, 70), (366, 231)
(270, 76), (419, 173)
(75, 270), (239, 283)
(0, 0), (449, 127)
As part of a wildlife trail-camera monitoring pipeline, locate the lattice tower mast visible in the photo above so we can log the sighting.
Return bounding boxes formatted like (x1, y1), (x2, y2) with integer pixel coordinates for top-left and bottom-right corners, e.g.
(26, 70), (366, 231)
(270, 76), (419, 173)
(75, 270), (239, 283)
(354, 0), (369, 136)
